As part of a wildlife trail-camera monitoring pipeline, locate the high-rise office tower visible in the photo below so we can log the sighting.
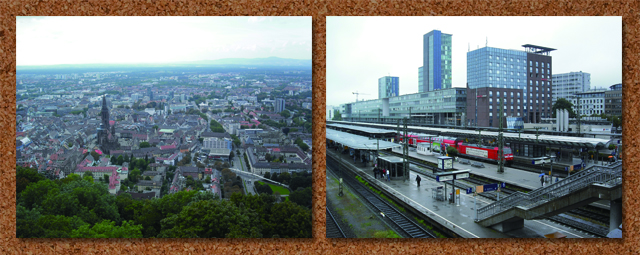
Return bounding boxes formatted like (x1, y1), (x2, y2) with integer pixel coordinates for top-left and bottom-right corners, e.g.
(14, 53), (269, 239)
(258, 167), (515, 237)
(378, 76), (399, 99)
(466, 45), (555, 127)
(420, 30), (452, 92)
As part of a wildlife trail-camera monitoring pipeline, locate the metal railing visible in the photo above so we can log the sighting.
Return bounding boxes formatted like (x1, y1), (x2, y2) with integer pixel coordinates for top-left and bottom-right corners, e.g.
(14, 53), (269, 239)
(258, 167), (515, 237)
(477, 162), (622, 221)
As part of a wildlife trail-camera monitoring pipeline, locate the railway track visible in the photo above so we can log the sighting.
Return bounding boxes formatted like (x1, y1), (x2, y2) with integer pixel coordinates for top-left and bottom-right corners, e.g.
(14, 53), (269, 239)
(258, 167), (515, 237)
(326, 207), (347, 238)
(327, 158), (437, 238)
(381, 150), (610, 237)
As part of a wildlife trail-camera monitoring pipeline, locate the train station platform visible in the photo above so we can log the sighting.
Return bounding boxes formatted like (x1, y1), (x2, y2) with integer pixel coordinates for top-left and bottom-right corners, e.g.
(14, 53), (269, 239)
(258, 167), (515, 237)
(327, 150), (596, 238)
(389, 147), (601, 191)
(388, 147), (611, 210)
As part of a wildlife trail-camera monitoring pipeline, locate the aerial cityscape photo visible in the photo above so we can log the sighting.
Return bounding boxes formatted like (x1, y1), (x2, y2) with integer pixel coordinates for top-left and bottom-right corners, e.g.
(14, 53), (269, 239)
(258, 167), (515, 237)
(326, 16), (622, 238)
(16, 16), (312, 238)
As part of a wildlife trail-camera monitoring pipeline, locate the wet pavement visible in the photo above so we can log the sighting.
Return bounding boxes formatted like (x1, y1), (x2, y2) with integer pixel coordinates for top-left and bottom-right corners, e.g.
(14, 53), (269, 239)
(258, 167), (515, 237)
(329, 150), (595, 238)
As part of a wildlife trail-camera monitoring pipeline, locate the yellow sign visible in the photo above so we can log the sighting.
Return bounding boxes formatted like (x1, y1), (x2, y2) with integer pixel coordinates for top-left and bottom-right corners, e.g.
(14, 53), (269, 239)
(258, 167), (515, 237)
(456, 189), (460, 195)
(569, 165), (574, 172)
(476, 185), (484, 193)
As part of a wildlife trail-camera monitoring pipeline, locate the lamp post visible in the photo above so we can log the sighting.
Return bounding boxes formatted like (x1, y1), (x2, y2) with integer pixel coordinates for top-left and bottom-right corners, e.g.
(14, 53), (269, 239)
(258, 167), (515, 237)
(548, 155), (556, 184)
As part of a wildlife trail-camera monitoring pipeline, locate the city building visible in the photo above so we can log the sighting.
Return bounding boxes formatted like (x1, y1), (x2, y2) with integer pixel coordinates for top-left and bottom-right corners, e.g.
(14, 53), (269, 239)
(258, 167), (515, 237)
(340, 88), (467, 125)
(605, 83), (622, 117)
(573, 89), (607, 116)
(275, 98), (285, 113)
(148, 87), (153, 101)
(551, 71), (590, 104)
(420, 30), (452, 92)
(131, 93), (141, 102)
(203, 137), (232, 151)
(466, 45), (554, 127)
(378, 76), (399, 99)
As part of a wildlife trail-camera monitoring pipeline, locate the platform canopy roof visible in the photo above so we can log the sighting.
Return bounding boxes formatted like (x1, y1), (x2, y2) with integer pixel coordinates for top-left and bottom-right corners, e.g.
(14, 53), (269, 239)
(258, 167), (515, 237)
(329, 121), (610, 149)
(326, 129), (401, 150)
(327, 123), (397, 136)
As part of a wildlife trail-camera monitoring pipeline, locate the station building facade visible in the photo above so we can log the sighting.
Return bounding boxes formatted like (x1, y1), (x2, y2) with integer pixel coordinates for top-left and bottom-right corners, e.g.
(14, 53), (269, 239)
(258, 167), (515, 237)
(340, 88), (467, 126)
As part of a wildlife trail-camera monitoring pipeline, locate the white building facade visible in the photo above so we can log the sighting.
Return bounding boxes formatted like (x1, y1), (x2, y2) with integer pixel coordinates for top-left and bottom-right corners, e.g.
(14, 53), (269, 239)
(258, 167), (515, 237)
(551, 71), (590, 104)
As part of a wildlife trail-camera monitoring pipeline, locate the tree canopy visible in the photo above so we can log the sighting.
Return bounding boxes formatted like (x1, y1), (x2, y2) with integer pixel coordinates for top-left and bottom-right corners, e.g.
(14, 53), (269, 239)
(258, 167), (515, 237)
(16, 165), (311, 238)
(552, 98), (576, 118)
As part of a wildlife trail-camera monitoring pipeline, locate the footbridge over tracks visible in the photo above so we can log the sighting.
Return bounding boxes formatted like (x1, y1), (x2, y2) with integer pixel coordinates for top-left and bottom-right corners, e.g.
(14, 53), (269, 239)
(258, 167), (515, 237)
(228, 168), (289, 188)
(476, 162), (622, 232)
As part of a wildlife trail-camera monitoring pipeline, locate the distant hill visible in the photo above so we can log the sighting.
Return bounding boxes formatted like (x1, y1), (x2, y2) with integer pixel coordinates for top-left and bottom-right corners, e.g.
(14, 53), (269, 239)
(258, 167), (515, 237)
(184, 57), (311, 67)
(17, 57), (311, 71)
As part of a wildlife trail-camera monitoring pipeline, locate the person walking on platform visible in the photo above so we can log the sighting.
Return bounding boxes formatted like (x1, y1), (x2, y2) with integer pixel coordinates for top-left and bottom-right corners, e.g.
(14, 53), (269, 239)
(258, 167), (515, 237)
(373, 166), (378, 179)
(386, 169), (390, 182)
(540, 175), (544, 187)
(416, 174), (421, 187)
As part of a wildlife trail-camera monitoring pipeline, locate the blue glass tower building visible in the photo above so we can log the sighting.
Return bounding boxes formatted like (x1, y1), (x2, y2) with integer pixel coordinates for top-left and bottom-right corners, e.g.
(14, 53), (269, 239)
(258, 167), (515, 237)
(420, 30), (452, 92)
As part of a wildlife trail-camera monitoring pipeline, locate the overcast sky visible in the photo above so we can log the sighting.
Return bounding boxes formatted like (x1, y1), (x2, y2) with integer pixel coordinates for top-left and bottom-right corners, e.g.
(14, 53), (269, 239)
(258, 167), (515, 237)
(327, 16), (622, 107)
(17, 16), (311, 66)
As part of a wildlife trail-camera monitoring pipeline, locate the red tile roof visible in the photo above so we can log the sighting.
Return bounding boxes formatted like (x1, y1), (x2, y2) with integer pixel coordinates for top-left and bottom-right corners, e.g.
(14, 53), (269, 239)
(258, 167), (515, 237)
(160, 145), (176, 150)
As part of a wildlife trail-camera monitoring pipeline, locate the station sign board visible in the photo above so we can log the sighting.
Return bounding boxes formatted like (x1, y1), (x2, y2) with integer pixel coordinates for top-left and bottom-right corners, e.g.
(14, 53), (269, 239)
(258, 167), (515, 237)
(435, 170), (470, 182)
(476, 182), (506, 193)
(466, 187), (474, 194)
(532, 157), (550, 165)
(436, 175), (454, 182)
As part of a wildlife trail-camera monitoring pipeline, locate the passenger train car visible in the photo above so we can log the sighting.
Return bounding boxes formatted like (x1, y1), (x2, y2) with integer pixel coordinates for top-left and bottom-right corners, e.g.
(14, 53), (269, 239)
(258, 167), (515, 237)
(415, 137), (513, 164)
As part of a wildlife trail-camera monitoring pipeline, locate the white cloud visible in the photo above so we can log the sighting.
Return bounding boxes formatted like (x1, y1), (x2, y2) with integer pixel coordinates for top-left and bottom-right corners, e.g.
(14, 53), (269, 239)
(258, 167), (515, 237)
(17, 16), (311, 65)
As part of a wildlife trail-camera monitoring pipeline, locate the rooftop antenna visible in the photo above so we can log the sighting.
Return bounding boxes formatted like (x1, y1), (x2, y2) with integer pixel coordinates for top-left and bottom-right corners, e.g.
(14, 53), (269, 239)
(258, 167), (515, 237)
(468, 43), (470, 52)
(486, 37), (488, 47)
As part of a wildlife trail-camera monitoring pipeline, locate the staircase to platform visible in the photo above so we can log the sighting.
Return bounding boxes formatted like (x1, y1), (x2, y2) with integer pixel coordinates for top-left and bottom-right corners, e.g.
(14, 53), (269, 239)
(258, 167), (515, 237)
(476, 162), (622, 232)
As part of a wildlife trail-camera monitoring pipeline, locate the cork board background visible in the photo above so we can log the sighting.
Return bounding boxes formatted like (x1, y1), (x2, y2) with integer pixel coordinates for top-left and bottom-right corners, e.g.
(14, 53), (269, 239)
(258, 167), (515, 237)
(1, 0), (639, 254)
